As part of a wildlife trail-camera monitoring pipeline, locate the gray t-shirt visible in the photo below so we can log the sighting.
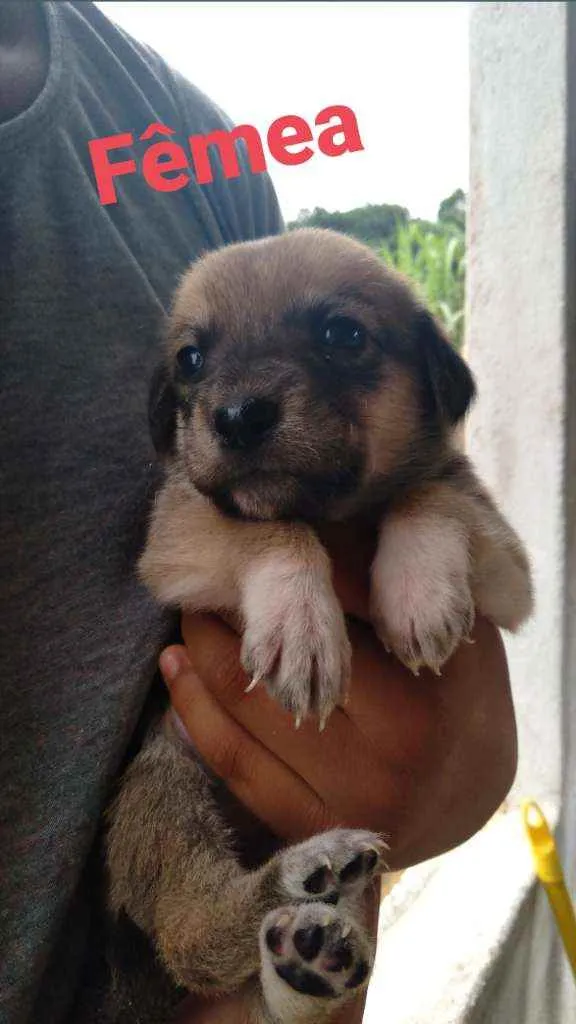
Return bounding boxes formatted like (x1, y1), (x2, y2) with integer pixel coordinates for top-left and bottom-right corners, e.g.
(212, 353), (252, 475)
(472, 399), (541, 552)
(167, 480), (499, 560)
(0, 4), (283, 1021)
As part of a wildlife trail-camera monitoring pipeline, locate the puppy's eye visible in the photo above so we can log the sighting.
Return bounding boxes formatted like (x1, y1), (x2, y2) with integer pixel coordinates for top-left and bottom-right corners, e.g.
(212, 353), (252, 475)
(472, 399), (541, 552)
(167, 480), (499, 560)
(321, 316), (366, 351)
(176, 344), (204, 378)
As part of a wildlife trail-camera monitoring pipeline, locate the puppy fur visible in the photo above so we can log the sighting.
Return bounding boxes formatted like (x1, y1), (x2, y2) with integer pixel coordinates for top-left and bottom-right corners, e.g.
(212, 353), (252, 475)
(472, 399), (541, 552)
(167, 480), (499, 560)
(106, 229), (533, 1023)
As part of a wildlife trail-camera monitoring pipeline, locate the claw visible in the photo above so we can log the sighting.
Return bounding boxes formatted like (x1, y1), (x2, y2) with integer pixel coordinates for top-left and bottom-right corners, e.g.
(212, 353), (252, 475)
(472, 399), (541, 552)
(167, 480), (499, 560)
(245, 675), (261, 694)
(341, 922), (352, 938)
(319, 712), (329, 733)
(340, 686), (351, 709)
(406, 660), (421, 677)
(294, 714), (303, 730)
(363, 844), (382, 862)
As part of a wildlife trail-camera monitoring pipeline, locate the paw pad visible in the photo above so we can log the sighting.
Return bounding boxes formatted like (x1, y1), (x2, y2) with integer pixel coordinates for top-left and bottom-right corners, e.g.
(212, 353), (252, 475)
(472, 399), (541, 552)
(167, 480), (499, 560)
(261, 904), (373, 1004)
(339, 850), (375, 885)
(303, 864), (335, 895)
(275, 962), (336, 999)
(265, 925), (284, 956)
(324, 937), (354, 973)
(293, 924), (324, 962)
(345, 959), (370, 990)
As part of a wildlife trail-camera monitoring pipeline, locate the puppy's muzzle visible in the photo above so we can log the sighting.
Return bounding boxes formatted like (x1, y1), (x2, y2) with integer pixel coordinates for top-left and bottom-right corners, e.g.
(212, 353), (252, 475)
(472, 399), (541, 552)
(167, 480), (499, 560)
(213, 396), (280, 451)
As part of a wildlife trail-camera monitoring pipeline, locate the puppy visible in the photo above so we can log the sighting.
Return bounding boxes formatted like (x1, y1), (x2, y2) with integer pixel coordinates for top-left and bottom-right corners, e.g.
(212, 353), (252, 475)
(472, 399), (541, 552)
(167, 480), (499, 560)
(106, 228), (533, 1024)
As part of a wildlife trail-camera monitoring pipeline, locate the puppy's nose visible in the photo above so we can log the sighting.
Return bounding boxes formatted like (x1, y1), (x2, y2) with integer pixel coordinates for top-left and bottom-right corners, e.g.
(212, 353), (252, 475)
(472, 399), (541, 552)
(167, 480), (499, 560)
(213, 397), (279, 450)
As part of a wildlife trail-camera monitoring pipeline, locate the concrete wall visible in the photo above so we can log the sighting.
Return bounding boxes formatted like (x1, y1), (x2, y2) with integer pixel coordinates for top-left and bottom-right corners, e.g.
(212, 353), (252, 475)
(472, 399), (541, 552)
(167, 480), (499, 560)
(467, 3), (576, 1020)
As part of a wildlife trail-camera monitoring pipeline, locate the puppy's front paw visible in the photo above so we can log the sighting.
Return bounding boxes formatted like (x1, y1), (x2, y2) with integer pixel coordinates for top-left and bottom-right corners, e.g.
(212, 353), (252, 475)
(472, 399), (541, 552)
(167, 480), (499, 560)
(240, 552), (351, 728)
(260, 904), (374, 1018)
(371, 512), (474, 674)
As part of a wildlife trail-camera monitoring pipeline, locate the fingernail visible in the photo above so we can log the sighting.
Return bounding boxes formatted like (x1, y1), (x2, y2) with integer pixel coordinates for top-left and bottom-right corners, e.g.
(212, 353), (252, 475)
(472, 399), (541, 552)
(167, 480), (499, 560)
(159, 648), (191, 683)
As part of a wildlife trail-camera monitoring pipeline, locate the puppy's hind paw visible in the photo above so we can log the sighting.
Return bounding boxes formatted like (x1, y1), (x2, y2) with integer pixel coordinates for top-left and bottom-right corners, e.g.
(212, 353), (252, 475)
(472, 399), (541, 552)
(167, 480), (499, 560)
(260, 904), (374, 1020)
(280, 829), (386, 905)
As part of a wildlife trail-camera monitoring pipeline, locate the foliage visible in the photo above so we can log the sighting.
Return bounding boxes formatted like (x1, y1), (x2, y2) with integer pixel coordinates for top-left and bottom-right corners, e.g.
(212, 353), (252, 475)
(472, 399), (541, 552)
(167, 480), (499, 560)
(289, 193), (466, 348)
(438, 188), (466, 231)
(379, 219), (466, 348)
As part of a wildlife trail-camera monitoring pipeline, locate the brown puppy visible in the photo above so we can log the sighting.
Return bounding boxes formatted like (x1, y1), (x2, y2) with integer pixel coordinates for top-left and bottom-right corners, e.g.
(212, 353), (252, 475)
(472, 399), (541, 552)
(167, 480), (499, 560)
(106, 229), (533, 1024)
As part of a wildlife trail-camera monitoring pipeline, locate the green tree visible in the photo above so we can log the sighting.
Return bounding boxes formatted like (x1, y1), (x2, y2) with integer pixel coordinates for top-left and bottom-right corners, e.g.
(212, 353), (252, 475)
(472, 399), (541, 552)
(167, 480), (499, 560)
(438, 188), (466, 231)
(288, 203), (409, 250)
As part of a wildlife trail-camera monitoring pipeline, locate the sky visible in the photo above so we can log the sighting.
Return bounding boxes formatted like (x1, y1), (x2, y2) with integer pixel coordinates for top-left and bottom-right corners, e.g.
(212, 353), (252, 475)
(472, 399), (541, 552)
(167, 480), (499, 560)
(97, 2), (470, 223)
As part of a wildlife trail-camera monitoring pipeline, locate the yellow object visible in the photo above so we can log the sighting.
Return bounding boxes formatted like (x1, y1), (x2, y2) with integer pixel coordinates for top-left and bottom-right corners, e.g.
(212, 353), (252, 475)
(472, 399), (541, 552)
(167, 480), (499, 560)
(522, 799), (576, 980)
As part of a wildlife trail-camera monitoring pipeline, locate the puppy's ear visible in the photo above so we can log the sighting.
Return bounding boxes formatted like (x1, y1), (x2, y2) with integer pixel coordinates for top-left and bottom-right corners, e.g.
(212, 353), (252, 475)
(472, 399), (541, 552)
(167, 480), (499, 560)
(416, 309), (476, 426)
(148, 363), (177, 455)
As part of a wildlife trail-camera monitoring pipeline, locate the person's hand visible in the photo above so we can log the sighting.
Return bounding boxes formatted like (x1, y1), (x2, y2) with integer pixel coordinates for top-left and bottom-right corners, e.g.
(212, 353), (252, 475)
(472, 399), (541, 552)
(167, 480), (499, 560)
(160, 521), (517, 869)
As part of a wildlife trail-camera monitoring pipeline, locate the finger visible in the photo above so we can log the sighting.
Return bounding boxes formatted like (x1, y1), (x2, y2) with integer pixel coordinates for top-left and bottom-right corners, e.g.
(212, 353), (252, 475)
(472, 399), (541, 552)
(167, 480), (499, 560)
(179, 612), (362, 772)
(159, 646), (338, 841)
(181, 612), (432, 774)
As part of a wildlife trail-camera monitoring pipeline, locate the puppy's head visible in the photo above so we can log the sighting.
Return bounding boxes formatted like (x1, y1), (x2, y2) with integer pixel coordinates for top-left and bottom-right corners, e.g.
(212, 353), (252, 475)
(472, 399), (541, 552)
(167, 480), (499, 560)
(151, 229), (475, 521)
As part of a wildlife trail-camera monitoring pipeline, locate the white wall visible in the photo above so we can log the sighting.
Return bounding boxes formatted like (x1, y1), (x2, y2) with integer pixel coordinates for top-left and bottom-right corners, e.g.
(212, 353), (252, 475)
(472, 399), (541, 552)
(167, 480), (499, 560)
(467, 3), (575, 1020)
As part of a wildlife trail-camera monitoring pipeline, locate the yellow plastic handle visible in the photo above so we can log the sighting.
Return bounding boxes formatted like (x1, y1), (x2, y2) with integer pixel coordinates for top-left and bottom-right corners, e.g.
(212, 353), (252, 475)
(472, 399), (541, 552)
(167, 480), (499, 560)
(522, 799), (564, 884)
(522, 799), (576, 980)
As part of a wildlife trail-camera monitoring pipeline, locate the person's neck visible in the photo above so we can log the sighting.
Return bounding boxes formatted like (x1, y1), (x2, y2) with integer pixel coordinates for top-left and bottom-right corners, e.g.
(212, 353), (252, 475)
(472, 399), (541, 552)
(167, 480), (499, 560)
(0, 2), (50, 123)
